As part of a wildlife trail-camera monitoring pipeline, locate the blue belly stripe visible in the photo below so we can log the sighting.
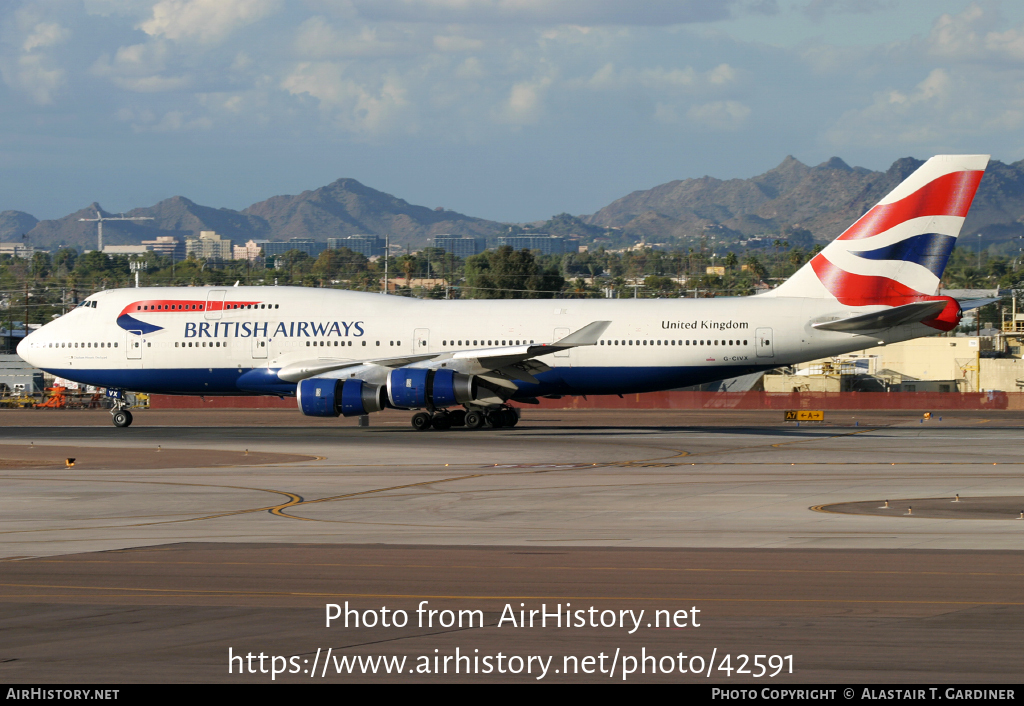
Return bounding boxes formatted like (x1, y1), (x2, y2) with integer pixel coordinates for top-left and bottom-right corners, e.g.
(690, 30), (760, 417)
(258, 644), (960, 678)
(42, 364), (777, 399)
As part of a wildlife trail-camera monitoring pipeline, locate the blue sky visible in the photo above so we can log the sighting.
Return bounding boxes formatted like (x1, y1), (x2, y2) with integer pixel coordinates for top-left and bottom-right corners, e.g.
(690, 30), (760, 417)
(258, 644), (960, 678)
(3, 0), (1024, 223)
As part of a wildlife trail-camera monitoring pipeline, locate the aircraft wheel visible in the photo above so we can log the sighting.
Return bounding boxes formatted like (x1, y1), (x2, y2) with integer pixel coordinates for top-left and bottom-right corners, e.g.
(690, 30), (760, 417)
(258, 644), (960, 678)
(464, 411), (484, 429)
(487, 412), (504, 429)
(432, 413), (452, 431)
(503, 409), (519, 427)
(411, 412), (433, 431)
(449, 410), (467, 427)
(112, 410), (133, 428)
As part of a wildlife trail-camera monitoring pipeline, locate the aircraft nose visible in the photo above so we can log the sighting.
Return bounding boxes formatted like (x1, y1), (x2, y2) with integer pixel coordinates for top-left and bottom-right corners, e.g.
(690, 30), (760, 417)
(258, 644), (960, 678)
(15, 332), (31, 363)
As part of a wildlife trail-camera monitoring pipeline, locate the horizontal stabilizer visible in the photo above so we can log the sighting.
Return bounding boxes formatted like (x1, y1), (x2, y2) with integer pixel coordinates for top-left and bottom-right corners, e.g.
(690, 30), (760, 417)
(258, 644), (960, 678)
(812, 300), (949, 333)
(958, 297), (1000, 311)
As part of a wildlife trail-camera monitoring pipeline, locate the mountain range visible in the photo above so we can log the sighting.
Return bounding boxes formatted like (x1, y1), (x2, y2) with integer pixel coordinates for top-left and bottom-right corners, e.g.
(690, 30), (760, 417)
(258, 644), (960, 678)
(4, 156), (1024, 255)
(1, 178), (503, 252)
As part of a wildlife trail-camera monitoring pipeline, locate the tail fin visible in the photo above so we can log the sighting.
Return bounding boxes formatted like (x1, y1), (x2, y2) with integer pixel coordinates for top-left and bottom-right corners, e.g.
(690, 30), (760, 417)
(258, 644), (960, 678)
(767, 154), (989, 304)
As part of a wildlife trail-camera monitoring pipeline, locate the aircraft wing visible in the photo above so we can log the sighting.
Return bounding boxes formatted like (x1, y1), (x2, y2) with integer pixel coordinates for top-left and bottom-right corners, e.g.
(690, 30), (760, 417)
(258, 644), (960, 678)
(277, 354), (437, 382)
(812, 300), (949, 333)
(277, 320), (611, 384)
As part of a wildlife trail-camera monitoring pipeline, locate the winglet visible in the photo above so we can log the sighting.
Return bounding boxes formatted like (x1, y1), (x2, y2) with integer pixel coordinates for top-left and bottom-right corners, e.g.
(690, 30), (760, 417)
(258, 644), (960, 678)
(551, 321), (611, 347)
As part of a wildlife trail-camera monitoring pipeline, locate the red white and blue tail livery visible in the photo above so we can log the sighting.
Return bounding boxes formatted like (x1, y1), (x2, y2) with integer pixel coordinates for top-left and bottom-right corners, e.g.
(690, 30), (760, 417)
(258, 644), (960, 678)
(768, 154), (988, 331)
(17, 155), (991, 428)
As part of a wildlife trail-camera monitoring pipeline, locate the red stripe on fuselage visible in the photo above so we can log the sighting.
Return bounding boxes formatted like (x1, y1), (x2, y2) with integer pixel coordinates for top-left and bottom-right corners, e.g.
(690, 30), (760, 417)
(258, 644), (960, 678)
(838, 170), (984, 241)
(810, 255), (959, 330)
(117, 300), (262, 317)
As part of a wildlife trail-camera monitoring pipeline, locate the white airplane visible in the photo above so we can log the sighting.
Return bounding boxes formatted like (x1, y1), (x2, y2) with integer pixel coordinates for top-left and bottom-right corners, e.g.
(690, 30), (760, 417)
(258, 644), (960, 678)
(18, 155), (990, 429)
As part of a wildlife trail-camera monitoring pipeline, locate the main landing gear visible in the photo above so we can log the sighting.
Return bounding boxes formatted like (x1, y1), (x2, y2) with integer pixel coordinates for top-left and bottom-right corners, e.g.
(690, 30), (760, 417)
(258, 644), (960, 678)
(410, 406), (518, 431)
(109, 391), (134, 428)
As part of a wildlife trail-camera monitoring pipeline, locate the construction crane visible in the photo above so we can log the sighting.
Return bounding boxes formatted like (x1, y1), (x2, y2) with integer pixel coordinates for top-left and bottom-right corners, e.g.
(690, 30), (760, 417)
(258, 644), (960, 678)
(78, 211), (154, 251)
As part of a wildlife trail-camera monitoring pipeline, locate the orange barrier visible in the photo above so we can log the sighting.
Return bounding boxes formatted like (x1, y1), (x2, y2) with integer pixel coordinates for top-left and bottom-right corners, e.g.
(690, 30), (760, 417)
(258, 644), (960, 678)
(149, 390), (1020, 411)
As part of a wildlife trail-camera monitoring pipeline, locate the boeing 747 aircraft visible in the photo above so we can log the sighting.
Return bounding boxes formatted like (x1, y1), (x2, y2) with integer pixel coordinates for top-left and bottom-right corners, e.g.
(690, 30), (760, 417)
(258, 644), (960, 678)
(18, 155), (990, 429)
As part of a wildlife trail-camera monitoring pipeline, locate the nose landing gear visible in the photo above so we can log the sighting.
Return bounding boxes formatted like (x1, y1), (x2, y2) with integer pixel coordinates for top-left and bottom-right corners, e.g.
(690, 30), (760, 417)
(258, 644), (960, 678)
(112, 409), (134, 428)
(107, 389), (134, 428)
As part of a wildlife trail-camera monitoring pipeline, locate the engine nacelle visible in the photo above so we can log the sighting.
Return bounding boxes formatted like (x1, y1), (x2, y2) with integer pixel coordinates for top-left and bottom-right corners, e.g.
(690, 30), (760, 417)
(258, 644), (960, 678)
(297, 378), (385, 417)
(387, 368), (476, 409)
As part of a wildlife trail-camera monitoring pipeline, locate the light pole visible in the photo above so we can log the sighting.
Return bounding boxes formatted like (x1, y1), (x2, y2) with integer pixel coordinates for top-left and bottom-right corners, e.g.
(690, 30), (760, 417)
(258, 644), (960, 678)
(978, 233), (983, 269)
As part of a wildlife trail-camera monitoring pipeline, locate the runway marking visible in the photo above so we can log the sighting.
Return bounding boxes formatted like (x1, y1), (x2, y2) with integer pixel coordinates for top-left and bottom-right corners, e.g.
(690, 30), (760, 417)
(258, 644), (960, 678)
(0, 582), (1021, 606)
(18, 558), (1024, 578)
(770, 428), (879, 448)
(0, 477), (304, 535)
(809, 503), (1024, 520)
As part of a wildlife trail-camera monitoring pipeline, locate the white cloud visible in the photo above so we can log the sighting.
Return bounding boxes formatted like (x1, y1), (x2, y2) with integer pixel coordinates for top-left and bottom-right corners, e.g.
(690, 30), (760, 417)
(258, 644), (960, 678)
(493, 75), (553, 126)
(434, 35), (485, 52)
(91, 41), (191, 92)
(294, 16), (409, 58)
(928, 3), (986, 58)
(825, 68), (959, 145)
(1, 53), (65, 104)
(1, 17), (70, 105)
(686, 100), (751, 129)
(281, 62), (412, 135)
(22, 22), (69, 52)
(455, 56), (485, 79)
(707, 63), (737, 85)
(583, 62), (735, 91)
(116, 107), (213, 132)
(352, 0), (737, 25)
(801, 0), (894, 23)
(926, 3), (1024, 62)
(139, 0), (282, 43)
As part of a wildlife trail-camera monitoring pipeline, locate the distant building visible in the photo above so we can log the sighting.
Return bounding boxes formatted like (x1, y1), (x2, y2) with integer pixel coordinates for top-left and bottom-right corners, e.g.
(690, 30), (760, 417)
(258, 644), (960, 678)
(0, 243), (37, 259)
(103, 245), (150, 256)
(386, 278), (448, 293)
(432, 236), (486, 258)
(233, 239), (268, 261)
(186, 231), (233, 260)
(498, 234), (565, 255)
(328, 235), (383, 258)
(263, 238), (325, 259)
(142, 236), (184, 261)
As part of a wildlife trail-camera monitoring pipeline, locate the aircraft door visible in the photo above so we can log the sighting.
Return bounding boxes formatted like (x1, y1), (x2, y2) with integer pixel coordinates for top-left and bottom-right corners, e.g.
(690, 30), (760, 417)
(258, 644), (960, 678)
(205, 290), (226, 320)
(126, 331), (142, 360)
(553, 327), (570, 358)
(414, 328), (429, 354)
(756, 327), (774, 358)
(251, 336), (268, 359)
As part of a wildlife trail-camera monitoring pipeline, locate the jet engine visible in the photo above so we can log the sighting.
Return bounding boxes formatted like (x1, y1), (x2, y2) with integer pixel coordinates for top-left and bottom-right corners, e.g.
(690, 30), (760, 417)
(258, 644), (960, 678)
(297, 378), (386, 417)
(387, 368), (477, 409)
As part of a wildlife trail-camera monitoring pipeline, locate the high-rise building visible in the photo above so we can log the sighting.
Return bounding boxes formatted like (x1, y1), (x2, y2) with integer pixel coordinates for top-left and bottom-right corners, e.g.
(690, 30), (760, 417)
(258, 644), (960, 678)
(141, 236), (185, 261)
(185, 231), (233, 260)
(327, 235), (384, 258)
(233, 239), (268, 261)
(497, 234), (565, 255)
(263, 238), (326, 258)
(432, 236), (486, 258)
